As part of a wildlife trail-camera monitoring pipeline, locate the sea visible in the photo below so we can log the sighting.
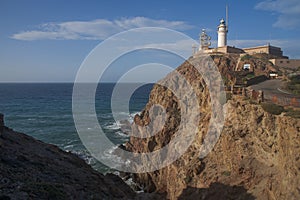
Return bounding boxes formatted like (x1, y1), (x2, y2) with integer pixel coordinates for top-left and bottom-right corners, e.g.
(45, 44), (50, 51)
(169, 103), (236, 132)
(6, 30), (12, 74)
(0, 83), (153, 173)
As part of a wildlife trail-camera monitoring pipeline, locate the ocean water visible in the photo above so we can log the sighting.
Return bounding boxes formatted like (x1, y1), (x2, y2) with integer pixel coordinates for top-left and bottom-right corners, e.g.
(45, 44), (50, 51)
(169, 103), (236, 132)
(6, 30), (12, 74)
(0, 83), (153, 173)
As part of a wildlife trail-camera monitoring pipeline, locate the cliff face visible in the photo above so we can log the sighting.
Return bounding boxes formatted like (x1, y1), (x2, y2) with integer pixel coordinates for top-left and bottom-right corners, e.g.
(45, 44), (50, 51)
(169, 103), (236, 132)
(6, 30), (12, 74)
(125, 55), (300, 199)
(0, 115), (136, 200)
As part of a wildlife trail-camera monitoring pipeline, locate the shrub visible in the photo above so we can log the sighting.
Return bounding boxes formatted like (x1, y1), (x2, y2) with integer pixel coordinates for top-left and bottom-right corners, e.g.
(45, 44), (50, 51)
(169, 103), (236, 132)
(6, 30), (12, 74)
(285, 108), (300, 118)
(286, 75), (300, 95)
(261, 103), (284, 115)
(241, 54), (252, 61)
(290, 75), (300, 84)
(226, 92), (232, 101)
(184, 175), (192, 183)
(249, 99), (257, 105)
(222, 171), (231, 176)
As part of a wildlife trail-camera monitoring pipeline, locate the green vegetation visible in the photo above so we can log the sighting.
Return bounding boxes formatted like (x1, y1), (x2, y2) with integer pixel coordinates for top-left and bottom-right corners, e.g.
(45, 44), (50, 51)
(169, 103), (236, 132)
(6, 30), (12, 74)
(261, 103), (284, 115)
(252, 53), (272, 62)
(240, 54), (252, 61)
(242, 73), (256, 83)
(260, 102), (300, 118)
(249, 99), (258, 105)
(277, 70), (283, 76)
(226, 92), (232, 101)
(245, 73), (255, 79)
(184, 175), (192, 183)
(285, 108), (300, 118)
(222, 171), (231, 176)
(222, 76), (230, 86)
(286, 75), (300, 95)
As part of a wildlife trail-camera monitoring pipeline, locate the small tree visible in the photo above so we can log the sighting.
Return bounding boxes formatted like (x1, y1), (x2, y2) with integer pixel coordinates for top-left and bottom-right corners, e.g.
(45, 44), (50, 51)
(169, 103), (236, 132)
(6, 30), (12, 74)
(290, 98), (299, 107)
(272, 96), (278, 104)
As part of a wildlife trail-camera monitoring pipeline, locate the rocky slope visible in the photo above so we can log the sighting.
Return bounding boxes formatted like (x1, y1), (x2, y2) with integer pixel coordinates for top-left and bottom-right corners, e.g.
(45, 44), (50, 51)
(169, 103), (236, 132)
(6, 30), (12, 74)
(0, 114), (137, 200)
(125, 55), (300, 199)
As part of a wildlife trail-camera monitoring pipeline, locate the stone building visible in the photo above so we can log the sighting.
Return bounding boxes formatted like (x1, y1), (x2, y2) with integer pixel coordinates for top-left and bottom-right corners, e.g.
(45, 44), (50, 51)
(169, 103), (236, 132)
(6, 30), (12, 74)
(269, 58), (300, 69)
(243, 44), (284, 57)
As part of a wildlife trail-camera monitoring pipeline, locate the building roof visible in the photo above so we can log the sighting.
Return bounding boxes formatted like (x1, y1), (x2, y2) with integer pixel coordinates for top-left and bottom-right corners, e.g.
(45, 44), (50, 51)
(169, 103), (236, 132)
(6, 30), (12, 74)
(243, 44), (281, 50)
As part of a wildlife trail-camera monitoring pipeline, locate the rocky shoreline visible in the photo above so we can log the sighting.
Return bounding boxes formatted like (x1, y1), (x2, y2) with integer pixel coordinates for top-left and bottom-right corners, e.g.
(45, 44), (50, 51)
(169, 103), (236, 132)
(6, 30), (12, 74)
(0, 114), (165, 200)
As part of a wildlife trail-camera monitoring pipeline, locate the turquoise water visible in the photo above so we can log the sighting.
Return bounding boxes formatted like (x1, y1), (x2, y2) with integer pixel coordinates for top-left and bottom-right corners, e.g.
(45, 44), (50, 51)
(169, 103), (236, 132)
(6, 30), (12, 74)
(0, 83), (153, 173)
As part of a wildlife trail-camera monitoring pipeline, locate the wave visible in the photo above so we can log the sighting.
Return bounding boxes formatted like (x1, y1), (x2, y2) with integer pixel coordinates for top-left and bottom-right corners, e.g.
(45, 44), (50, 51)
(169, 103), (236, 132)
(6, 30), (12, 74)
(105, 121), (121, 130)
(104, 111), (140, 130)
(63, 144), (74, 149)
(98, 113), (113, 119)
(101, 145), (131, 169)
(115, 131), (129, 138)
(70, 149), (97, 166)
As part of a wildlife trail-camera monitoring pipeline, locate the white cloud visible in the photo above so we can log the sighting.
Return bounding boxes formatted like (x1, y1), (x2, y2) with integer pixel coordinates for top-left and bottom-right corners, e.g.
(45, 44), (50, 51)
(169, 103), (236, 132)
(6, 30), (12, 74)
(133, 39), (196, 52)
(255, 0), (300, 29)
(11, 17), (193, 41)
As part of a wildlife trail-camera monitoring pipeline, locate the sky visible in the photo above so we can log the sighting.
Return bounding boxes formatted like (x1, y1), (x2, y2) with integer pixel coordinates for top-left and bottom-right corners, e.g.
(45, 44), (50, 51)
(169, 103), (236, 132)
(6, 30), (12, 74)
(0, 0), (300, 82)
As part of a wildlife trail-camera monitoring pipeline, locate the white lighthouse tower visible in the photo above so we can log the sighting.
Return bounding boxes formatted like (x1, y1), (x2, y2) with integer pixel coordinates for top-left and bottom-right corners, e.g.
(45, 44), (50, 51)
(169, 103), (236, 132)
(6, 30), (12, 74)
(217, 18), (228, 47)
(217, 5), (228, 48)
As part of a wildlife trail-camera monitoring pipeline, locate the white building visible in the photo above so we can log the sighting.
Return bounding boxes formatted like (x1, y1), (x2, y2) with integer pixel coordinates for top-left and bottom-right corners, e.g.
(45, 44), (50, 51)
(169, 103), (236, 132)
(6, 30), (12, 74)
(217, 19), (228, 47)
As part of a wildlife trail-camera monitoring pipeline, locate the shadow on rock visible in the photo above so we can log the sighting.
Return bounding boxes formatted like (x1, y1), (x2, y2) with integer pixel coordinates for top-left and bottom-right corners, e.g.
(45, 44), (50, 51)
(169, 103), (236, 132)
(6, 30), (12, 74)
(178, 182), (255, 200)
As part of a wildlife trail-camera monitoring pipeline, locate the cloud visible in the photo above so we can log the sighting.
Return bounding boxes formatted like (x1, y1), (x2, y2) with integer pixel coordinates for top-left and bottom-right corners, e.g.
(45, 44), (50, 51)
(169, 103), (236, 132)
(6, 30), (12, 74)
(132, 39), (196, 52)
(255, 0), (300, 29)
(11, 17), (194, 41)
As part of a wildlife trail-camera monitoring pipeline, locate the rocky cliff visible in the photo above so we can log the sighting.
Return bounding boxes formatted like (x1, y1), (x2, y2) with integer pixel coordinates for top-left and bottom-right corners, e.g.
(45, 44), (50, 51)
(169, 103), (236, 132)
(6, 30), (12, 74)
(125, 55), (300, 199)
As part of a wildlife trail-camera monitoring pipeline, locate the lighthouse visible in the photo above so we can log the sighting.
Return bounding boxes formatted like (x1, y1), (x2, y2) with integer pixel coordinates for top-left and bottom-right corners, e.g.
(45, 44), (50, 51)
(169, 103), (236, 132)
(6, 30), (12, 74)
(217, 18), (228, 47)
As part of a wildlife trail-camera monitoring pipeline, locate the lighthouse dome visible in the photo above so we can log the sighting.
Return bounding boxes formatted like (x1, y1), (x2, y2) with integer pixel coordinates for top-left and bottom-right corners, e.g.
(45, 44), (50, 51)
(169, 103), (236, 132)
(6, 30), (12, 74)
(220, 18), (225, 25)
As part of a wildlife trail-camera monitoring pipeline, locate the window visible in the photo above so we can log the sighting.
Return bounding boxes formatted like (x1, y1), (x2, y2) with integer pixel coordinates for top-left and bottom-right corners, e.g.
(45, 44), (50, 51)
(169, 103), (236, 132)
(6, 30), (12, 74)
(287, 61), (290, 64)
(280, 61), (283, 64)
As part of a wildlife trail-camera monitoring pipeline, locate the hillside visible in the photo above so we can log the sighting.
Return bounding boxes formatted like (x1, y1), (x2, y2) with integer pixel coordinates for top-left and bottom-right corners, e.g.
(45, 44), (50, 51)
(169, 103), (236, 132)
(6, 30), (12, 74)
(0, 113), (137, 199)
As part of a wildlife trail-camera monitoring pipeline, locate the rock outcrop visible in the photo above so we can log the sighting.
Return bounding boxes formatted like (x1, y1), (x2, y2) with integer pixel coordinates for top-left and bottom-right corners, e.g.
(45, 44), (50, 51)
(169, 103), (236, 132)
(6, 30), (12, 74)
(0, 113), (4, 135)
(125, 55), (300, 199)
(0, 114), (136, 200)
